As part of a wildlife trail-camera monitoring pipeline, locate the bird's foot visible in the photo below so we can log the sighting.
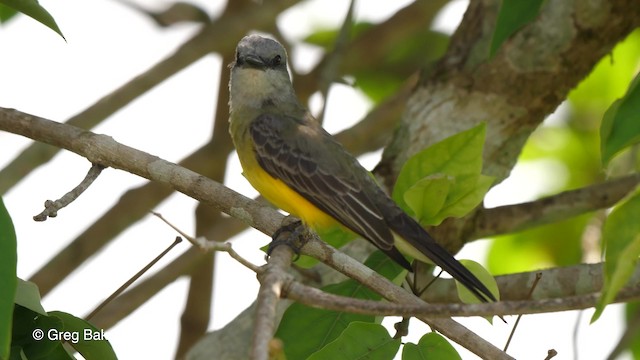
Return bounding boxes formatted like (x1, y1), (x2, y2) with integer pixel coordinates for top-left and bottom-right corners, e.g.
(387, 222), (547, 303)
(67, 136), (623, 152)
(267, 217), (307, 261)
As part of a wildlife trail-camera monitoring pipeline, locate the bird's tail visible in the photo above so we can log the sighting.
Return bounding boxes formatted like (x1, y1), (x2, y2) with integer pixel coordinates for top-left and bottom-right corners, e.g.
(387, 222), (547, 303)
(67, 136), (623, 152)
(387, 212), (496, 302)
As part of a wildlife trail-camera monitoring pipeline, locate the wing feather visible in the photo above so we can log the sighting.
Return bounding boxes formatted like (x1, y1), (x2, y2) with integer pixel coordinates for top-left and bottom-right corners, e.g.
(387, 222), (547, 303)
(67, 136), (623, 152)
(250, 113), (394, 251)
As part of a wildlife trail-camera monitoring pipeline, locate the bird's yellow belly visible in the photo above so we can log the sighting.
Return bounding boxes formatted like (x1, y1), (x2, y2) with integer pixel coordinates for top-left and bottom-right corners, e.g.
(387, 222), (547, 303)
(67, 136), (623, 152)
(239, 156), (337, 229)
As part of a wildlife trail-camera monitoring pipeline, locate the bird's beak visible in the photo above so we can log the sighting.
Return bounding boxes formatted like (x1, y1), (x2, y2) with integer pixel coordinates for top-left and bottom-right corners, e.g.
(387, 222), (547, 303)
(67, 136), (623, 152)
(243, 54), (266, 69)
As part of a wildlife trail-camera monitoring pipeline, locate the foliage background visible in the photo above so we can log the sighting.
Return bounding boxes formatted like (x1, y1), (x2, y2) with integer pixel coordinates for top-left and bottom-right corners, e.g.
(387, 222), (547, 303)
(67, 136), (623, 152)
(1, 0), (638, 359)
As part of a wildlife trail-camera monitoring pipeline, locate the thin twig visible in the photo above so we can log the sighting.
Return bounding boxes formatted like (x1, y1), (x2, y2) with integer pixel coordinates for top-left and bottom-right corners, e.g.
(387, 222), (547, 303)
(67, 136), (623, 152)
(152, 211), (263, 273)
(86, 236), (182, 320)
(504, 272), (542, 352)
(33, 163), (105, 221)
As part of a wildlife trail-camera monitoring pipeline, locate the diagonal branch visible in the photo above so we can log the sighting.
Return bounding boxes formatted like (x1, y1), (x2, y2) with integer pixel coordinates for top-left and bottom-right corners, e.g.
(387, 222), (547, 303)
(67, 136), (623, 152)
(469, 173), (640, 239)
(0, 107), (283, 235)
(0, 0), (299, 195)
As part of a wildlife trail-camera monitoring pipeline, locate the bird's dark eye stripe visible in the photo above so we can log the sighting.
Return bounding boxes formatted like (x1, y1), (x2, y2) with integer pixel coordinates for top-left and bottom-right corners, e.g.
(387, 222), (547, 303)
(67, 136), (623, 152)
(272, 55), (282, 66)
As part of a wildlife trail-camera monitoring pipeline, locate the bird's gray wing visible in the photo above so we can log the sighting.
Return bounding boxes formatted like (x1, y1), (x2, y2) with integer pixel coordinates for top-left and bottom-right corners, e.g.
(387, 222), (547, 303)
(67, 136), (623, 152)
(249, 113), (398, 254)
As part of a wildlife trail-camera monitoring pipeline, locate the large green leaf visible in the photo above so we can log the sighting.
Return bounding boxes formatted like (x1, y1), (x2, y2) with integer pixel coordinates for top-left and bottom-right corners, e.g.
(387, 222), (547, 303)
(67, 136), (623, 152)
(275, 252), (404, 359)
(48, 311), (117, 360)
(393, 123), (493, 225)
(402, 332), (461, 360)
(490, 0), (544, 57)
(600, 72), (640, 164)
(308, 322), (400, 360)
(0, 198), (17, 360)
(0, 0), (64, 39)
(592, 191), (640, 323)
(11, 305), (71, 360)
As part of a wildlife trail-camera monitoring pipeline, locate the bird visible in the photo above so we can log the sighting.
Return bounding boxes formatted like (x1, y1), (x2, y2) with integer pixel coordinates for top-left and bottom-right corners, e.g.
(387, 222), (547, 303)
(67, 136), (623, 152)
(228, 34), (496, 302)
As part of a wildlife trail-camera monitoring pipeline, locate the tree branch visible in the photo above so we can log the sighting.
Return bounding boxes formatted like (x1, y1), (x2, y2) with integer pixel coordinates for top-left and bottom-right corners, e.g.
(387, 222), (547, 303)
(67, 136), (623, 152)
(0, 107), (283, 236)
(0, 0), (299, 195)
(252, 242), (296, 360)
(32, 163), (105, 221)
(284, 275), (640, 318)
(299, 236), (513, 360)
(470, 173), (640, 239)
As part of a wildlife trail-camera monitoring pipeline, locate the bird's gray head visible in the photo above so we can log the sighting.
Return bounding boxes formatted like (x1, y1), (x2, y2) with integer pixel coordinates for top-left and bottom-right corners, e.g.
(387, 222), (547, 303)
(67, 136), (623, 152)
(229, 35), (299, 113)
(233, 35), (288, 72)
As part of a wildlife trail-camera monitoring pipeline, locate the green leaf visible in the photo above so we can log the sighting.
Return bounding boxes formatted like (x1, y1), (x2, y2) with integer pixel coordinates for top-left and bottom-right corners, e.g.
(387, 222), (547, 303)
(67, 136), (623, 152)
(430, 174), (494, 226)
(592, 192), (640, 323)
(600, 72), (640, 164)
(402, 332), (461, 360)
(0, 0), (64, 39)
(490, 0), (544, 57)
(276, 252), (404, 359)
(11, 305), (71, 360)
(0, 199), (17, 360)
(0, 3), (18, 23)
(308, 322), (400, 360)
(404, 174), (452, 224)
(48, 311), (117, 360)
(393, 123), (491, 225)
(14, 279), (47, 317)
(455, 260), (499, 305)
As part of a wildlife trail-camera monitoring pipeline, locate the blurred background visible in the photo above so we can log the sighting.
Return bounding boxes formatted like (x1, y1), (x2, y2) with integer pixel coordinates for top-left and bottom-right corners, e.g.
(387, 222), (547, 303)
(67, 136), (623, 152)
(1, 0), (638, 358)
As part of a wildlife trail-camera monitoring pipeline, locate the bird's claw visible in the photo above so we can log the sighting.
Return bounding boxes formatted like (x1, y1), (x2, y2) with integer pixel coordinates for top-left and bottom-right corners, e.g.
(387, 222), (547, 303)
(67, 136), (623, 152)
(267, 218), (306, 262)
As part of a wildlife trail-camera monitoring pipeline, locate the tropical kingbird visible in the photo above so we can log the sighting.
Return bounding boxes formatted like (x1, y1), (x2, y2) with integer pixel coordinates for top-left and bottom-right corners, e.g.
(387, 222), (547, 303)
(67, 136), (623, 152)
(228, 34), (495, 302)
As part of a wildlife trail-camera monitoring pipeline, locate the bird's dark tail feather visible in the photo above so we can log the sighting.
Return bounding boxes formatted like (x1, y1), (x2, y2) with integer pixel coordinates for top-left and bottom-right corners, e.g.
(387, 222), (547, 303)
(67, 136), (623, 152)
(387, 212), (496, 303)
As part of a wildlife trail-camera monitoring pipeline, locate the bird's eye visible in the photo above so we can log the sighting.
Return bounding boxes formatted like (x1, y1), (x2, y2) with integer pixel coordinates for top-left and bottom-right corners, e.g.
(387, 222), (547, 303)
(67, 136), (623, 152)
(272, 55), (282, 66)
(235, 51), (242, 64)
